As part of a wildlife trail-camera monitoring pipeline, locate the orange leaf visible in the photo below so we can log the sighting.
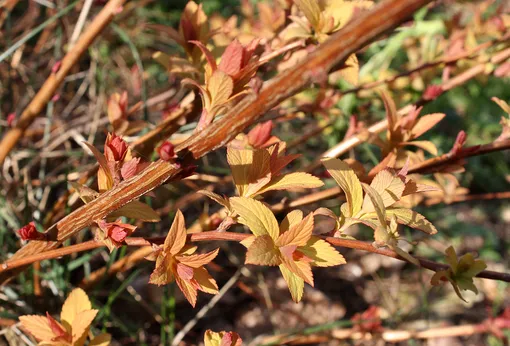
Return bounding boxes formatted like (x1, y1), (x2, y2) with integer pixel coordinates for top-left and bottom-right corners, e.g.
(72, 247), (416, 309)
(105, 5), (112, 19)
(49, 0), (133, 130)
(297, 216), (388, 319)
(177, 248), (219, 268)
(410, 113), (445, 139)
(164, 210), (187, 254)
(276, 213), (314, 247)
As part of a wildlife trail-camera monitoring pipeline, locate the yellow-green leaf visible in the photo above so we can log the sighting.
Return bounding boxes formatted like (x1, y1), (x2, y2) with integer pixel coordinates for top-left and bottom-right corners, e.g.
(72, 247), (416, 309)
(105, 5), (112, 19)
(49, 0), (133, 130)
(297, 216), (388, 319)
(385, 208), (438, 234)
(82, 141), (113, 191)
(198, 190), (231, 209)
(362, 169), (405, 211)
(361, 183), (386, 226)
(256, 172), (324, 195)
(230, 197), (279, 240)
(404, 140), (438, 155)
(279, 210), (304, 234)
(69, 182), (99, 204)
(245, 235), (281, 266)
(321, 158), (363, 216)
(279, 264), (304, 303)
(299, 236), (346, 267)
(108, 200), (160, 222)
(89, 333), (112, 346)
(294, 0), (322, 29)
(208, 70), (234, 107)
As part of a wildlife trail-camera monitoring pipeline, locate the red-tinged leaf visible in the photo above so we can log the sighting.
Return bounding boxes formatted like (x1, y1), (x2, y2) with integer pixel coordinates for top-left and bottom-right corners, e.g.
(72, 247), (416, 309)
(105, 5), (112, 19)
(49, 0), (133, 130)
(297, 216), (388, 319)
(120, 157), (141, 180)
(46, 312), (69, 340)
(176, 263), (194, 280)
(51, 60), (62, 74)
(7, 112), (16, 127)
(164, 210), (188, 254)
(279, 244), (298, 259)
(449, 130), (467, 156)
(189, 40), (217, 71)
(245, 235), (281, 266)
(16, 222), (45, 241)
(104, 133), (129, 162)
(247, 120), (273, 148)
(97, 219), (136, 249)
(19, 315), (57, 342)
(205, 330), (242, 346)
(410, 113), (445, 139)
(177, 248), (219, 268)
(422, 84), (443, 101)
(242, 38), (260, 66)
(218, 39), (244, 76)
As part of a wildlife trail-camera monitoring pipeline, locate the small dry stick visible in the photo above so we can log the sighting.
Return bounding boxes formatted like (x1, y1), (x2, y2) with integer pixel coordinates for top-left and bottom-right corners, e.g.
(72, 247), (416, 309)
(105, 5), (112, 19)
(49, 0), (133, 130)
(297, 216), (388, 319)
(0, 0), (127, 164)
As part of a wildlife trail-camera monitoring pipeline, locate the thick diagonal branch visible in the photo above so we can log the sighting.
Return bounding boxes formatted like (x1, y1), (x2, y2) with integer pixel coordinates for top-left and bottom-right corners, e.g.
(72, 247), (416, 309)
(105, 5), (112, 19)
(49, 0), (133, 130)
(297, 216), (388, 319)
(0, 0), (433, 284)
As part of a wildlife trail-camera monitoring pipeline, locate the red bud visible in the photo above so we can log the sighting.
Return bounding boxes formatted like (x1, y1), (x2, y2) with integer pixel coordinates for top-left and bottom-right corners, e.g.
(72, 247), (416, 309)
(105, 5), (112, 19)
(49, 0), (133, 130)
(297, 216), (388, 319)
(17, 222), (45, 241)
(157, 141), (176, 161)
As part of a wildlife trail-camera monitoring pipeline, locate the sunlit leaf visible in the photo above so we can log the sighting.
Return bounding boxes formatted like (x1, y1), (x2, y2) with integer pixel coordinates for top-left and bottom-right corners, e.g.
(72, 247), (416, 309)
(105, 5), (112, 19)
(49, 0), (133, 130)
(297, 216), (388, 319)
(321, 158), (363, 216)
(299, 236), (346, 267)
(60, 288), (92, 330)
(230, 197), (279, 240)
(245, 235), (280, 265)
(279, 264), (304, 303)
(256, 172), (323, 195)
(108, 200), (160, 222)
(385, 208), (438, 234)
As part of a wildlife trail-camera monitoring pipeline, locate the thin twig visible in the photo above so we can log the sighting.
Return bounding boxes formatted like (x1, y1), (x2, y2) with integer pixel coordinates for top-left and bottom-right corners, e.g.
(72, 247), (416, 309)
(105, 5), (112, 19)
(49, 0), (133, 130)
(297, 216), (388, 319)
(171, 268), (244, 345)
(2, 232), (508, 282)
